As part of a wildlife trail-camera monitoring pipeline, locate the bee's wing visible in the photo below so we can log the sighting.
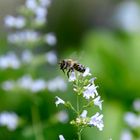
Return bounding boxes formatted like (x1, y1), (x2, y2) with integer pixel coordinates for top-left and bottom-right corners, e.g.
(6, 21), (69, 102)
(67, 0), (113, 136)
(67, 51), (85, 63)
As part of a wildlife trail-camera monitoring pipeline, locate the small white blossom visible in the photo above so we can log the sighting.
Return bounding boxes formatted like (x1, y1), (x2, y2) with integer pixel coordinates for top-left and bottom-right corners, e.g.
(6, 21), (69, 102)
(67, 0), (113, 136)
(1, 81), (14, 91)
(25, 0), (38, 10)
(59, 135), (65, 140)
(89, 112), (104, 131)
(4, 15), (15, 27)
(69, 71), (76, 82)
(89, 77), (96, 84)
(4, 16), (26, 29)
(94, 96), (103, 110)
(44, 33), (57, 46)
(21, 50), (33, 63)
(18, 75), (46, 93)
(8, 30), (39, 44)
(83, 67), (91, 77)
(133, 99), (140, 112)
(80, 110), (87, 118)
(34, 16), (46, 25)
(35, 6), (47, 20)
(45, 51), (57, 65)
(18, 75), (33, 90)
(55, 96), (65, 107)
(30, 79), (46, 93)
(39, 0), (51, 7)
(56, 111), (69, 123)
(114, 1), (140, 32)
(121, 129), (132, 140)
(0, 52), (20, 69)
(83, 84), (98, 99)
(47, 77), (67, 92)
(124, 112), (140, 128)
(0, 112), (18, 131)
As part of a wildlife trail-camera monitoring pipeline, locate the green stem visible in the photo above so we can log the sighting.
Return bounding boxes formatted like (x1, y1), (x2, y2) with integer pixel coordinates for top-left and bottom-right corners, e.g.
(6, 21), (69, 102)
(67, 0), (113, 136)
(78, 131), (81, 140)
(76, 95), (82, 140)
(77, 95), (80, 115)
(31, 105), (45, 140)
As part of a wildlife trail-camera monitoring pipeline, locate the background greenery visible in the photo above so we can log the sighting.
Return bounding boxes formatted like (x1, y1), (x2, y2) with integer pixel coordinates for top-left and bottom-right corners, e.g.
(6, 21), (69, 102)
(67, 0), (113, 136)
(0, 0), (140, 140)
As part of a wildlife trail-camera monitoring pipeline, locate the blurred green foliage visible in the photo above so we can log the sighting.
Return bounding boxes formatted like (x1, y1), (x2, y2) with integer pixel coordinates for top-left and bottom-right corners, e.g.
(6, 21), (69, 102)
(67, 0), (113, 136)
(0, 0), (140, 139)
(1, 28), (140, 140)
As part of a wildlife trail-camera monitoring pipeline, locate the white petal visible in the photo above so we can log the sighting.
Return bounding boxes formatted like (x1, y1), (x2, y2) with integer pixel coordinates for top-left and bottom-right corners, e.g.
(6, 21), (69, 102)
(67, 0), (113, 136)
(89, 112), (104, 131)
(59, 135), (65, 140)
(55, 96), (65, 107)
(83, 85), (98, 99)
(83, 67), (91, 77)
(121, 129), (132, 140)
(69, 71), (76, 82)
(94, 96), (103, 110)
(44, 33), (57, 46)
(133, 99), (140, 112)
(80, 110), (88, 118)
(0, 112), (18, 131)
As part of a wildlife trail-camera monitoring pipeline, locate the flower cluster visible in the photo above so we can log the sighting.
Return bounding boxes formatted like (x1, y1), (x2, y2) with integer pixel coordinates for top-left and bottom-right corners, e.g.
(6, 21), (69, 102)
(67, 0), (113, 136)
(121, 99), (140, 140)
(0, 112), (19, 131)
(2, 75), (67, 93)
(2, 0), (68, 139)
(4, 0), (57, 46)
(0, 52), (20, 69)
(0, 50), (57, 71)
(56, 64), (104, 139)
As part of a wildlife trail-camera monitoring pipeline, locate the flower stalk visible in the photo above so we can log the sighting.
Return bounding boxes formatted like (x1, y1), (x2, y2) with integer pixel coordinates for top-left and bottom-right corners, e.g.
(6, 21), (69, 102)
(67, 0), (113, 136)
(57, 61), (104, 140)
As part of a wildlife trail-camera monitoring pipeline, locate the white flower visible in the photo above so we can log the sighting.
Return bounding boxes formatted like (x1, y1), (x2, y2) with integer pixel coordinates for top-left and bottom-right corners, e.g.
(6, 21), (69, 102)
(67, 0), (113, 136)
(4, 16), (25, 29)
(34, 16), (46, 25)
(39, 0), (51, 7)
(83, 84), (98, 99)
(93, 96), (103, 110)
(69, 71), (76, 82)
(133, 99), (140, 112)
(35, 6), (47, 19)
(45, 51), (57, 65)
(121, 129), (132, 140)
(83, 67), (91, 77)
(44, 33), (57, 46)
(25, 0), (38, 10)
(124, 112), (138, 128)
(0, 112), (18, 131)
(89, 77), (96, 84)
(8, 30), (39, 44)
(0, 52), (20, 69)
(15, 17), (26, 29)
(30, 79), (46, 93)
(89, 112), (104, 131)
(59, 135), (65, 140)
(80, 110), (87, 118)
(18, 75), (46, 93)
(56, 111), (69, 123)
(1, 81), (14, 91)
(55, 96), (65, 107)
(18, 75), (33, 90)
(4, 15), (15, 27)
(114, 1), (140, 32)
(21, 50), (33, 63)
(47, 77), (67, 92)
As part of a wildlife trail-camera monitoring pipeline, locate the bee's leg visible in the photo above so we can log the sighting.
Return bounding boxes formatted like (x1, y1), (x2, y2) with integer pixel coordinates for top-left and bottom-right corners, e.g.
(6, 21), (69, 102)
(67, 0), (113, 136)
(67, 68), (71, 78)
(67, 67), (74, 78)
(62, 69), (65, 74)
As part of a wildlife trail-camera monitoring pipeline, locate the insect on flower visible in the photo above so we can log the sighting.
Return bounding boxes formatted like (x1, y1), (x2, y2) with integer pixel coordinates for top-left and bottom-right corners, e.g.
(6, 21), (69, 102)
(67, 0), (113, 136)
(59, 59), (86, 78)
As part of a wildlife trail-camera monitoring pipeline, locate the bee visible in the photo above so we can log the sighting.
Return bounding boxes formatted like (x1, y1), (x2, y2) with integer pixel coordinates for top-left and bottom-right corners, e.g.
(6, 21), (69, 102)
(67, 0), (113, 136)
(59, 59), (86, 77)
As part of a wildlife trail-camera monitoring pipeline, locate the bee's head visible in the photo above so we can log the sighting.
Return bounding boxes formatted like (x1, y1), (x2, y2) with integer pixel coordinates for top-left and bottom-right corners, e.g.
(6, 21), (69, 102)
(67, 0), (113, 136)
(58, 60), (65, 69)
